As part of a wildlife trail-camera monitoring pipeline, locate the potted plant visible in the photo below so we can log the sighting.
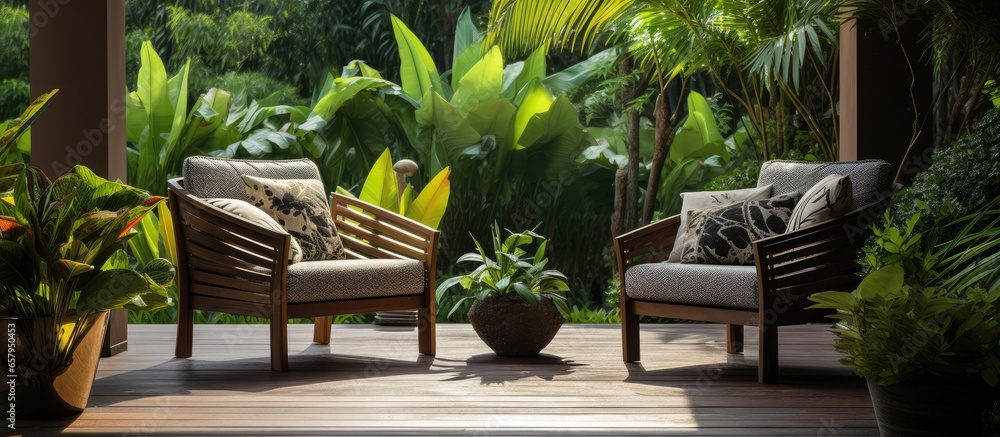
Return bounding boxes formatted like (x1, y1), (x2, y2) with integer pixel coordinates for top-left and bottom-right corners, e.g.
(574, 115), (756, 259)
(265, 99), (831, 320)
(810, 201), (1000, 436)
(437, 224), (570, 356)
(0, 92), (174, 418)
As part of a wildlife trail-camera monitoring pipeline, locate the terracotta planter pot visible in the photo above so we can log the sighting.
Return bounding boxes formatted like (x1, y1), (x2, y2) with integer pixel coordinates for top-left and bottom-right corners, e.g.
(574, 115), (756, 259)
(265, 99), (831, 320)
(867, 377), (994, 436)
(13, 311), (109, 418)
(468, 295), (565, 356)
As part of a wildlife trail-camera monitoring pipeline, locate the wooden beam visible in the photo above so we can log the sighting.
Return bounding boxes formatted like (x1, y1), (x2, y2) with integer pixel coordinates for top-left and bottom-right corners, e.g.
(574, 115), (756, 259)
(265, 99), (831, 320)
(839, 16), (933, 184)
(29, 0), (128, 356)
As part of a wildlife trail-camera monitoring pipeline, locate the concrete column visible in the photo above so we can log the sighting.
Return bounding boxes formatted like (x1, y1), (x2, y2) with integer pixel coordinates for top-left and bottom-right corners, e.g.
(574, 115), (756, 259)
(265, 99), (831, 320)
(29, 0), (128, 356)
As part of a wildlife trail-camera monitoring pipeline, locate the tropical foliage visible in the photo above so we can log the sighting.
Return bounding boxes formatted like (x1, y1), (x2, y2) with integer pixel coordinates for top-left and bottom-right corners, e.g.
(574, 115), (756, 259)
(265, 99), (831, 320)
(0, 165), (175, 385)
(0, 93), (174, 381)
(0, 5), (29, 120)
(811, 262), (1000, 386)
(485, 0), (634, 58)
(341, 148), (452, 229)
(436, 223), (571, 318)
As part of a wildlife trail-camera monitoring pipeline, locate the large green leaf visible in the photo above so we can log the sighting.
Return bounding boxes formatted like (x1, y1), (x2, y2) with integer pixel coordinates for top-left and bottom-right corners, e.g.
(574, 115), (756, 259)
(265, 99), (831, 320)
(76, 269), (168, 313)
(175, 88), (232, 155)
(467, 98), (517, 152)
(135, 41), (174, 152)
(142, 257), (176, 287)
(451, 7), (481, 89)
(669, 91), (727, 164)
(452, 40), (486, 92)
(124, 92), (147, 144)
(0, 89), (58, 157)
(156, 202), (177, 265)
(359, 148), (399, 212)
(163, 58), (191, 161)
(655, 158), (702, 213)
(518, 97), (591, 180)
(391, 14), (442, 100)
(542, 47), (617, 95)
(504, 45), (547, 99)
(414, 90), (483, 163)
(451, 46), (504, 116)
(405, 167), (451, 229)
(311, 76), (397, 120)
(512, 78), (554, 150)
(453, 7), (479, 63)
(857, 265), (904, 300)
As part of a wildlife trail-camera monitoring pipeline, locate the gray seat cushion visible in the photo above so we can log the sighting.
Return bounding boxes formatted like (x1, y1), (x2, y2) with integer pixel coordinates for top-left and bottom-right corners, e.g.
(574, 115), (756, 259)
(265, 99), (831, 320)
(625, 263), (759, 310)
(286, 259), (425, 303)
(757, 159), (892, 210)
(183, 156), (323, 201)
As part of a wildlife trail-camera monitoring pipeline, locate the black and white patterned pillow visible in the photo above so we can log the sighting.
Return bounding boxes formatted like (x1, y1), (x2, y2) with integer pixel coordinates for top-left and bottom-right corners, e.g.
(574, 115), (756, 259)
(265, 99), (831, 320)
(204, 197), (305, 264)
(680, 193), (800, 265)
(786, 174), (852, 232)
(667, 185), (773, 262)
(242, 175), (347, 261)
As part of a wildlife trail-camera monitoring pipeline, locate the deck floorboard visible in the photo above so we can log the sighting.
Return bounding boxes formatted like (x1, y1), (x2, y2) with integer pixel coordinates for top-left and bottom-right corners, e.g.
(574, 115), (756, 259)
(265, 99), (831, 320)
(19, 323), (876, 436)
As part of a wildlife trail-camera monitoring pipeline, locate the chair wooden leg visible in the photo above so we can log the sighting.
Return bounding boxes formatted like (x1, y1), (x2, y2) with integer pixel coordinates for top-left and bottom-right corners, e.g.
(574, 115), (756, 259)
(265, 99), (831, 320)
(313, 316), (332, 344)
(270, 317), (288, 371)
(726, 324), (744, 354)
(174, 288), (193, 358)
(622, 307), (640, 362)
(418, 306), (436, 355)
(758, 324), (778, 383)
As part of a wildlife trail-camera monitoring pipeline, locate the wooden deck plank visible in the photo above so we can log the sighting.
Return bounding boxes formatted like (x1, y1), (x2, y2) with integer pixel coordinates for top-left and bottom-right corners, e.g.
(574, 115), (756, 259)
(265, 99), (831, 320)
(19, 324), (877, 436)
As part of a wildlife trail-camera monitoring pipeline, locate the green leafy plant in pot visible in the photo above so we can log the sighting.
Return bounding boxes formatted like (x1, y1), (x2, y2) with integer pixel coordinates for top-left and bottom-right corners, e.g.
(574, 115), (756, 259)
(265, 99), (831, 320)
(810, 200), (1000, 436)
(437, 223), (570, 356)
(0, 91), (174, 418)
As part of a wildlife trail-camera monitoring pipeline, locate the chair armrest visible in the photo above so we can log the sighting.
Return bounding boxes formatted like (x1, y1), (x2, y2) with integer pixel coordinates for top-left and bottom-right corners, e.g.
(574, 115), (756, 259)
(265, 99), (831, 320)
(168, 178), (290, 295)
(614, 214), (682, 273)
(753, 199), (889, 312)
(330, 193), (440, 264)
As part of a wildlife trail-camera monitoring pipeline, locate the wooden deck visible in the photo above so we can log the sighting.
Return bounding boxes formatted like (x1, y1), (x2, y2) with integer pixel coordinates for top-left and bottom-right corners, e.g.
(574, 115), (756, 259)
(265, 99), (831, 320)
(23, 323), (877, 436)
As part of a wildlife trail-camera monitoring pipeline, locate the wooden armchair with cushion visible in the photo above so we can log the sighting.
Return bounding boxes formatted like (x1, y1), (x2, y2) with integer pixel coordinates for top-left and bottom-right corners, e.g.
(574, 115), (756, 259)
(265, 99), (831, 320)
(168, 157), (438, 371)
(614, 160), (893, 383)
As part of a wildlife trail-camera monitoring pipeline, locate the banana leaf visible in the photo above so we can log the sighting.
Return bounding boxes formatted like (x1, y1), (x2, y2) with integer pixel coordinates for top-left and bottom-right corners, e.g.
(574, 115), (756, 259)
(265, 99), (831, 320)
(359, 148), (399, 212)
(405, 167), (451, 229)
(391, 14), (443, 100)
(451, 46), (504, 116)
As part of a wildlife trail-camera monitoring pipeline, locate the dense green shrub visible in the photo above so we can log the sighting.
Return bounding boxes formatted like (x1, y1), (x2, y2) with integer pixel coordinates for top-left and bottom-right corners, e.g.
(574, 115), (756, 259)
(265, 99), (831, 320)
(892, 108), (1000, 223)
(703, 159), (760, 191)
(0, 5), (28, 120)
(0, 6), (27, 79)
(0, 79), (29, 122)
(209, 71), (307, 106)
(862, 108), (1000, 278)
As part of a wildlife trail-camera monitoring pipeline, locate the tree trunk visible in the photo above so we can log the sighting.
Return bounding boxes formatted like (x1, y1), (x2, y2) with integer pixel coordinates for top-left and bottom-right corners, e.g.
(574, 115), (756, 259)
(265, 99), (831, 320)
(625, 107), (640, 230)
(772, 84), (784, 158)
(642, 87), (674, 225)
(611, 169), (628, 237)
(620, 58), (651, 232)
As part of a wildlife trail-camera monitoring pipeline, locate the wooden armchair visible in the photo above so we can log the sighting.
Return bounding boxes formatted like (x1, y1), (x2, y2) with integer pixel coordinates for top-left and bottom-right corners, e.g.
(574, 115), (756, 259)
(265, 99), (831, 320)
(168, 157), (438, 371)
(614, 160), (893, 383)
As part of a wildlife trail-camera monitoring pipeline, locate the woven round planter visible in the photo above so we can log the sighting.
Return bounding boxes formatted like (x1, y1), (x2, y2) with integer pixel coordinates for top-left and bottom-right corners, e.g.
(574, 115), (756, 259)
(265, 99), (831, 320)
(867, 377), (993, 436)
(468, 295), (565, 357)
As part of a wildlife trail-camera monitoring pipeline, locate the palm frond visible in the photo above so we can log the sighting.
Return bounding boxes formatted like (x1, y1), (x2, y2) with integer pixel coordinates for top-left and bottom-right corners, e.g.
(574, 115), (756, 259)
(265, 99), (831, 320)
(485, 0), (636, 59)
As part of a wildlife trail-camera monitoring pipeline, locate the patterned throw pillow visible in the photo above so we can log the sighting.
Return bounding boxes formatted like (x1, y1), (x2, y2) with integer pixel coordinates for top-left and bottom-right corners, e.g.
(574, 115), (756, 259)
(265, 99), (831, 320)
(786, 174), (853, 232)
(667, 185), (773, 262)
(203, 198), (305, 264)
(241, 176), (347, 261)
(680, 193), (800, 265)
